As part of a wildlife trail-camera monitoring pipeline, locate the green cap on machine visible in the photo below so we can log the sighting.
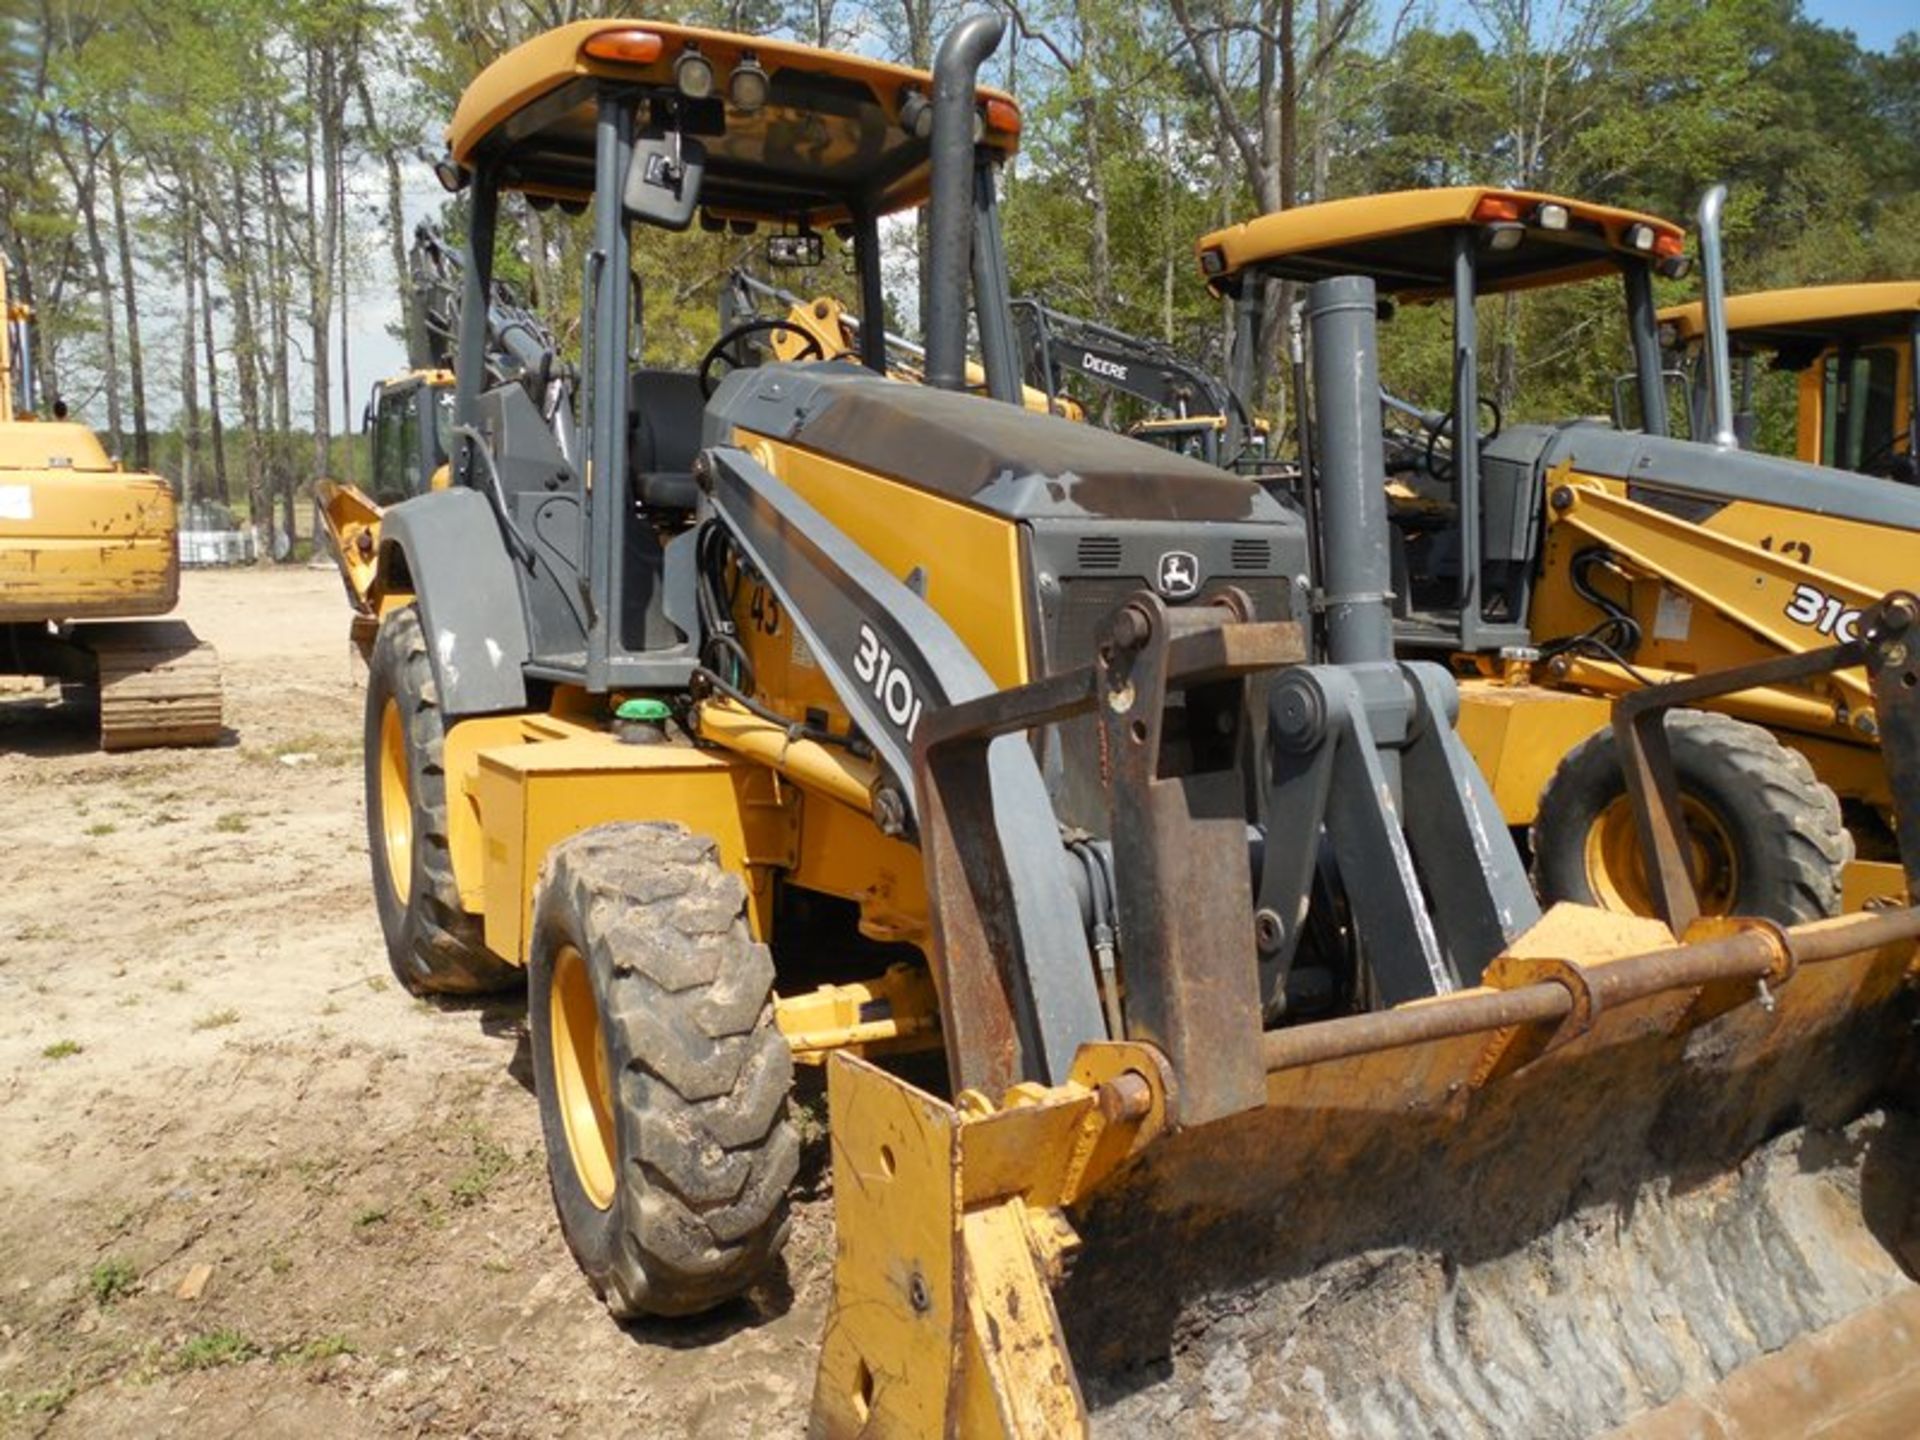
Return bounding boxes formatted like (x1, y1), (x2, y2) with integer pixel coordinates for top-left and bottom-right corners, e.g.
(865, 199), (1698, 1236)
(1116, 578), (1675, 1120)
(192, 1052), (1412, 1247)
(615, 698), (672, 722)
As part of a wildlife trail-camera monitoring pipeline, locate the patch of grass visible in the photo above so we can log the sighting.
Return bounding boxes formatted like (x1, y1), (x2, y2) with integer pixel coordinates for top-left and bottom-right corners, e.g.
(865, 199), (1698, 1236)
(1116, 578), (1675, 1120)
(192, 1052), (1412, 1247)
(41, 1039), (82, 1060)
(87, 1257), (139, 1306)
(175, 1329), (255, 1370)
(13, 1379), (77, 1416)
(191, 1007), (240, 1032)
(351, 1206), (388, 1228)
(85, 821), (117, 837)
(161, 977), (189, 994)
(792, 1090), (830, 1146)
(267, 1253), (292, 1277)
(14, 920), (68, 942)
(450, 1132), (515, 1208)
(270, 731), (356, 766)
(283, 1334), (355, 1363)
(295, 1157), (341, 1195)
(213, 812), (249, 834)
(364, 974), (388, 993)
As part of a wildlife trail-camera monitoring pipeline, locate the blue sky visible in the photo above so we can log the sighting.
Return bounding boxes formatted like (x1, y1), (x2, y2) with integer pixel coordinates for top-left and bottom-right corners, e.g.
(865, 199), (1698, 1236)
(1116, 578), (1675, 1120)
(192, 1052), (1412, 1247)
(1802, 0), (1913, 53)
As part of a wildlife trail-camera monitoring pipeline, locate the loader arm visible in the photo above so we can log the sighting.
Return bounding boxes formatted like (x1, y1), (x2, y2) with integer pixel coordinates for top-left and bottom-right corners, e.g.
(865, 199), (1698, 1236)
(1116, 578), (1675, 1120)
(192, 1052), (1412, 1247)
(697, 444), (1107, 1089)
(1534, 475), (1891, 751)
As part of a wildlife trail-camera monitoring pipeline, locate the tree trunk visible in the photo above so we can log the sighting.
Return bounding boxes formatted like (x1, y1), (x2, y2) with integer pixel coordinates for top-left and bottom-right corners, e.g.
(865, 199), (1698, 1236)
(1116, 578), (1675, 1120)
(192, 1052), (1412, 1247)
(308, 47), (337, 484)
(179, 205), (203, 503)
(1310, 0), (1332, 202)
(106, 140), (150, 469)
(195, 192), (230, 506)
(352, 64), (410, 373)
(80, 175), (122, 454)
(60, 132), (121, 453)
(337, 130), (352, 467)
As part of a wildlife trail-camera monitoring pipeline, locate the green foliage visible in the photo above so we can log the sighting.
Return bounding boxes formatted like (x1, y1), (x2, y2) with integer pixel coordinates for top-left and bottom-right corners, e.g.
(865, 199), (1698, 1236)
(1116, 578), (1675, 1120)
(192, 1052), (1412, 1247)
(174, 1329), (256, 1370)
(4, 0), (1916, 488)
(87, 1256), (139, 1305)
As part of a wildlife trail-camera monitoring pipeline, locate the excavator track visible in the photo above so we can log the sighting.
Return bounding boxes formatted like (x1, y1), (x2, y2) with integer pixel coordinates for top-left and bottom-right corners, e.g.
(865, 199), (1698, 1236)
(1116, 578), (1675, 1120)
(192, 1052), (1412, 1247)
(78, 620), (224, 752)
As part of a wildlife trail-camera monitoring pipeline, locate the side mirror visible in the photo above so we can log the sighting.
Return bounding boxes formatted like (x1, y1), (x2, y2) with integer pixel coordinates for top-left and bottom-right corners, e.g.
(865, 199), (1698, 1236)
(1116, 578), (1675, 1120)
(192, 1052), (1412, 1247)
(767, 232), (823, 268)
(624, 130), (706, 231)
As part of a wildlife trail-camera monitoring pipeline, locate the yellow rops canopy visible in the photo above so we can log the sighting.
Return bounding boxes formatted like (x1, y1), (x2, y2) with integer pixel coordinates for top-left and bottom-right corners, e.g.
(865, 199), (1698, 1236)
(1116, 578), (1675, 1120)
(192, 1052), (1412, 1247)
(446, 20), (1021, 227)
(1195, 187), (1687, 301)
(1660, 281), (1920, 348)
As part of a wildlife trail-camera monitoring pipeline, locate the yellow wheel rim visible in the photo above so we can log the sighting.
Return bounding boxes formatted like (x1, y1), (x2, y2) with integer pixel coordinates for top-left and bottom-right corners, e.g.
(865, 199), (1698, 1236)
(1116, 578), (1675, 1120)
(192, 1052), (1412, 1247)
(1584, 793), (1739, 918)
(550, 943), (618, 1211)
(378, 698), (413, 904)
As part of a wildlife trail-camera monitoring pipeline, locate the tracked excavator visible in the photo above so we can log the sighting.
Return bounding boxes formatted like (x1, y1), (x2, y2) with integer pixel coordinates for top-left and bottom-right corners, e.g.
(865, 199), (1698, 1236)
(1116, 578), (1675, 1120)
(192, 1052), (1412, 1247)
(1008, 297), (1272, 469)
(330, 16), (1920, 1435)
(0, 261), (221, 750)
(719, 264), (1077, 416)
(318, 224), (573, 647)
(1202, 187), (1920, 923)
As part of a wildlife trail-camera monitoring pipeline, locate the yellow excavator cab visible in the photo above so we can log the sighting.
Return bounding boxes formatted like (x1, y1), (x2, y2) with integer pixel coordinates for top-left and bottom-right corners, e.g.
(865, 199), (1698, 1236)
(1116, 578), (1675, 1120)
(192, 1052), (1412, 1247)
(1659, 281), (1920, 476)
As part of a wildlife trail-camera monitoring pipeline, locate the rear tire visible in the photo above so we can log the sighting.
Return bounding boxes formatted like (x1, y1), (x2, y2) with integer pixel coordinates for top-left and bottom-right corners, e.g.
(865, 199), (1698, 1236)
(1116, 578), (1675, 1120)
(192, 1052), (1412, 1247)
(364, 604), (517, 995)
(529, 822), (799, 1318)
(1531, 709), (1848, 926)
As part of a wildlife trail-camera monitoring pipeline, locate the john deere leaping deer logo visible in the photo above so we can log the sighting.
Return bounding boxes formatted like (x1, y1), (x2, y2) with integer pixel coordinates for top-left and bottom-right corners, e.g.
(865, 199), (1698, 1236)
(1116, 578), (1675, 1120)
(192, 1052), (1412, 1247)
(1157, 550), (1200, 599)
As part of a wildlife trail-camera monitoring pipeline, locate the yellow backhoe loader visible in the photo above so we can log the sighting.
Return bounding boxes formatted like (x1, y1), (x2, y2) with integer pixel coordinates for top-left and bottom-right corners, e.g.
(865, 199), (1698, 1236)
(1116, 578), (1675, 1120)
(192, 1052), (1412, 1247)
(0, 261), (221, 749)
(1201, 187), (1917, 921)
(1660, 280), (1920, 481)
(330, 19), (1920, 1435)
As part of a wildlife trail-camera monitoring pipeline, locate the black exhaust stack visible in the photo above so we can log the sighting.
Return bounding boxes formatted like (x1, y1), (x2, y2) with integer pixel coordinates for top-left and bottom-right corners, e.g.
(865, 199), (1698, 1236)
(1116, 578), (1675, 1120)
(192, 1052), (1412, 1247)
(925, 13), (1004, 393)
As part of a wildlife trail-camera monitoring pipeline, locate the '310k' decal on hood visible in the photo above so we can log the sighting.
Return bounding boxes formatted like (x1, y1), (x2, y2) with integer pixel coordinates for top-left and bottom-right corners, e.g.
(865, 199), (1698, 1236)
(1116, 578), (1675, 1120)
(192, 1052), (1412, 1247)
(1784, 582), (1862, 643)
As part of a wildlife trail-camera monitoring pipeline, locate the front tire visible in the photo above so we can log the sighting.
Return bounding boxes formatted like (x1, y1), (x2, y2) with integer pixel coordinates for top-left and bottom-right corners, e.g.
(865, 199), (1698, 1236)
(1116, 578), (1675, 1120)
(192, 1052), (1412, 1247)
(529, 822), (799, 1317)
(1531, 709), (1848, 926)
(364, 604), (518, 994)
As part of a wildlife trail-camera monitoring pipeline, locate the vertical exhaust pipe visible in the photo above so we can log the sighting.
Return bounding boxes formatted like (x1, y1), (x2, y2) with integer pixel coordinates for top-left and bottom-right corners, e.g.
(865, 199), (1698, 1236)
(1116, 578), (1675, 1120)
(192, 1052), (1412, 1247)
(1695, 183), (1738, 449)
(925, 12), (1004, 393)
(1306, 275), (1394, 666)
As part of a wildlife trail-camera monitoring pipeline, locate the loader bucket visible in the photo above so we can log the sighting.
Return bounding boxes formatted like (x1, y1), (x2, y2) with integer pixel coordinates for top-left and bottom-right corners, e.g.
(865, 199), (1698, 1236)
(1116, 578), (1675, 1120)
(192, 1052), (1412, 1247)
(811, 902), (1920, 1438)
(313, 478), (382, 617)
(809, 590), (1920, 1437)
(1064, 905), (1920, 1435)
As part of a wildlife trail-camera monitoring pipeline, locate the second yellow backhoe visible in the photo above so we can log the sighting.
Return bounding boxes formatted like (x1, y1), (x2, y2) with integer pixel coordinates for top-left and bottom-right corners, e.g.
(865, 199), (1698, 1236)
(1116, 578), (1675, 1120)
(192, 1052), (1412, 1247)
(1201, 186), (1918, 923)
(1660, 279), (1920, 480)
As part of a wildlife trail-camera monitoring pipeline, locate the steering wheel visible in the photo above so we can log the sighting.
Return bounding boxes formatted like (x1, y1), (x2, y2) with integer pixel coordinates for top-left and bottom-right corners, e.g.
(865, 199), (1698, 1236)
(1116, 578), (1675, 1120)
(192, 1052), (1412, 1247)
(698, 318), (825, 399)
(1422, 396), (1504, 483)
(1856, 431), (1916, 482)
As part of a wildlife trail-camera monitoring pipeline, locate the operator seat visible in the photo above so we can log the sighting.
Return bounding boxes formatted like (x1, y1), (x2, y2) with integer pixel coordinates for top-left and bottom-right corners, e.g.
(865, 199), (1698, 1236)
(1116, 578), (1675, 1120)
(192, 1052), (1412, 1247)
(630, 368), (706, 510)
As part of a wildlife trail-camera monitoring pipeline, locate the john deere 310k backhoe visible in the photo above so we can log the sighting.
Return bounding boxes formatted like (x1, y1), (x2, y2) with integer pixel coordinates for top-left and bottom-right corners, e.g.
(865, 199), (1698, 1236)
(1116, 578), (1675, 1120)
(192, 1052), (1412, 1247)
(1202, 187), (1920, 926)
(331, 17), (1920, 1435)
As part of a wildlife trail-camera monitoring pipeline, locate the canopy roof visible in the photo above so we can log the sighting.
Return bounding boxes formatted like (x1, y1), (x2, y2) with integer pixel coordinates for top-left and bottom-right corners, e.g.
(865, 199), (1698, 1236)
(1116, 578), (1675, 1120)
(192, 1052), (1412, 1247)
(1195, 187), (1685, 300)
(1660, 282), (1920, 349)
(447, 21), (1020, 225)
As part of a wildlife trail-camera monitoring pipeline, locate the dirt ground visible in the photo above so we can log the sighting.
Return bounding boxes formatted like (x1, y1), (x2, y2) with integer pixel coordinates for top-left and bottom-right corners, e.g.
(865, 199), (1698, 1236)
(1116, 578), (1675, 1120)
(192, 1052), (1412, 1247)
(0, 567), (825, 1437)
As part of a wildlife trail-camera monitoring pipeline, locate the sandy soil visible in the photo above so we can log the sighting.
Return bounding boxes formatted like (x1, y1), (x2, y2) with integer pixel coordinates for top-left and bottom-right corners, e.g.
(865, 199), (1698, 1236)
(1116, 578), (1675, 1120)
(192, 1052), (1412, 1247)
(0, 568), (825, 1437)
